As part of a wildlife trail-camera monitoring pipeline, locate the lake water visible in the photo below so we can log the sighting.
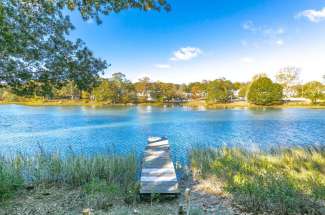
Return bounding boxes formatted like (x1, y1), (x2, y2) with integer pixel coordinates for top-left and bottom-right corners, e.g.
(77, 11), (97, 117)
(0, 105), (324, 163)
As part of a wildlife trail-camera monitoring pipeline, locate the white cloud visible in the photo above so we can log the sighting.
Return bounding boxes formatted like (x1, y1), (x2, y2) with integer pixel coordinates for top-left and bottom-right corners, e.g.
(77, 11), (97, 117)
(170, 47), (202, 61)
(297, 8), (325, 23)
(276, 39), (284, 46)
(240, 57), (255, 64)
(155, 64), (171, 69)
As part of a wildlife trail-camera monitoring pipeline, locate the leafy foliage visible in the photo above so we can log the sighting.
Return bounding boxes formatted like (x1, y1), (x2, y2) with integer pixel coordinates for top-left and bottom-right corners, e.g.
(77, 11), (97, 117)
(0, 0), (170, 97)
(0, 0), (107, 95)
(247, 75), (283, 105)
(303, 81), (324, 104)
(207, 79), (234, 103)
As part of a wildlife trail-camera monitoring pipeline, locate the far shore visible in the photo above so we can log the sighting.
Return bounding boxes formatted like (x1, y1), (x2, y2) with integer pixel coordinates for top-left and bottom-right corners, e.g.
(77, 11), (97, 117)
(1, 99), (325, 109)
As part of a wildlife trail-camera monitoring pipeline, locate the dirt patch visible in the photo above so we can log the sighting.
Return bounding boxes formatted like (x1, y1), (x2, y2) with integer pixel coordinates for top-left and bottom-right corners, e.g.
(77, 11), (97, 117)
(0, 180), (247, 215)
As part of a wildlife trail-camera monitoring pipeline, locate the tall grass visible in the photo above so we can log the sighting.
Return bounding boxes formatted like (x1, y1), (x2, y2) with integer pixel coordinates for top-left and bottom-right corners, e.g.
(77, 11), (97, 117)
(0, 150), (138, 202)
(190, 147), (325, 214)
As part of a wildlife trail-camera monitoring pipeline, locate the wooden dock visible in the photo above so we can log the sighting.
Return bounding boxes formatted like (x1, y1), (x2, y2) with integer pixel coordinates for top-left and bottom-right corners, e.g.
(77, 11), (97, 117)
(140, 137), (179, 195)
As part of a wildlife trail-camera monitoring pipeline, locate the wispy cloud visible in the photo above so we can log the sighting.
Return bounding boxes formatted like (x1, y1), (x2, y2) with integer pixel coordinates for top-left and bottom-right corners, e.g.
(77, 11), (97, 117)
(241, 20), (285, 47)
(154, 64), (171, 69)
(242, 20), (284, 37)
(242, 20), (256, 32)
(262, 27), (284, 37)
(296, 7), (325, 23)
(240, 57), (255, 64)
(170, 47), (202, 61)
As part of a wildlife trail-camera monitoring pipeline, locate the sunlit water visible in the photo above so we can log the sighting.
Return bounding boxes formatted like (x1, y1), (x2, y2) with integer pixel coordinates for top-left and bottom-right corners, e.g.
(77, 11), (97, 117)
(0, 105), (324, 163)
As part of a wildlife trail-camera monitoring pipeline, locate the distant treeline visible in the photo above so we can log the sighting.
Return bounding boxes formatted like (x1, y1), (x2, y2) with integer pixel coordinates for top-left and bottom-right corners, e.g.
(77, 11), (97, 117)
(1, 68), (324, 106)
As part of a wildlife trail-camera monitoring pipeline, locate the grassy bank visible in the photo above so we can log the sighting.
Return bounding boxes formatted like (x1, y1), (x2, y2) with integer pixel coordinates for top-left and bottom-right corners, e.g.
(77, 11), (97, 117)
(2, 147), (325, 214)
(190, 147), (325, 214)
(0, 99), (169, 107)
(0, 99), (133, 107)
(2, 98), (325, 109)
(185, 100), (325, 109)
(0, 151), (138, 203)
(0, 151), (208, 214)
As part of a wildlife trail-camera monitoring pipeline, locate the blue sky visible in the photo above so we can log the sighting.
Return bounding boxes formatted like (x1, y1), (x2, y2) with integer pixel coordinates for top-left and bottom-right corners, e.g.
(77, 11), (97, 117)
(68, 0), (325, 83)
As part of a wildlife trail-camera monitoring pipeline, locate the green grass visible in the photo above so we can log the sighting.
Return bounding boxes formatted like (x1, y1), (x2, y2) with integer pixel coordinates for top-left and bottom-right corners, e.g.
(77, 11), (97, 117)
(0, 151), (138, 202)
(190, 147), (325, 214)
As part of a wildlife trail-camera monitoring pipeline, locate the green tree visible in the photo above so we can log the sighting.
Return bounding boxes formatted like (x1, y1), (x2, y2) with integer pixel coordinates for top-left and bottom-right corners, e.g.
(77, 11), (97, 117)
(206, 79), (234, 103)
(303, 81), (324, 104)
(56, 81), (80, 99)
(247, 76), (283, 105)
(0, 0), (169, 96)
(107, 73), (136, 104)
(150, 81), (164, 102)
(238, 84), (249, 98)
(92, 79), (113, 102)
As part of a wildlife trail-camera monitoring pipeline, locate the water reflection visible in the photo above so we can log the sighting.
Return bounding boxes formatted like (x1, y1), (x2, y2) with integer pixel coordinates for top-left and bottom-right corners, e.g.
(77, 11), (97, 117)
(0, 105), (324, 164)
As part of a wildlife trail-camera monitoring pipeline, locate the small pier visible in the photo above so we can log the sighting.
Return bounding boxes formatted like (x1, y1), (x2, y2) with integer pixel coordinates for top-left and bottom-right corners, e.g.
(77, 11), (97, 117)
(140, 137), (179, 195)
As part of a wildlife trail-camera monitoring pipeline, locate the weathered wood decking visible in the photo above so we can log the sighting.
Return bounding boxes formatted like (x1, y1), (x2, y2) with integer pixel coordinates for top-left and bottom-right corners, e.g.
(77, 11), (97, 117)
(140, 137), (179, 194)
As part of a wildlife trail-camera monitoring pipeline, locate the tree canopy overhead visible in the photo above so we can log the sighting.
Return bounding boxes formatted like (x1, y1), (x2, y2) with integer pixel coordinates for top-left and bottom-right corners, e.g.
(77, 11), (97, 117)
(62, 0), (171, 24)
(0, 0), (170, 96)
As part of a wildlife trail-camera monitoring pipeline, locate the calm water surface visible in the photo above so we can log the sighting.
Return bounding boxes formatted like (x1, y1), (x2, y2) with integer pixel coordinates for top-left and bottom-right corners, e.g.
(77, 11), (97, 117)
(0, 105), (324, 162)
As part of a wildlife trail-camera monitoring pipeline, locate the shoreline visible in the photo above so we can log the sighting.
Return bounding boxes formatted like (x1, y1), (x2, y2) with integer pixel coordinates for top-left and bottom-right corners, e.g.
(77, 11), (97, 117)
(1, 100), (325, 109)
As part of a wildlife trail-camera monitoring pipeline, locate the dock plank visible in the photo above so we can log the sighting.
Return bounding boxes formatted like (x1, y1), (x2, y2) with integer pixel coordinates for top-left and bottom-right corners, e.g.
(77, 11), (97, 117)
(140, 137), (179, 194)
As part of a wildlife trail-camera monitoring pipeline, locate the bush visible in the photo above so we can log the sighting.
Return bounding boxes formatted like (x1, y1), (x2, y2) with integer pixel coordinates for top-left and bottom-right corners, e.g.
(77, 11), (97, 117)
(247, 76), (283, 105)
(190, 147), (325, 214)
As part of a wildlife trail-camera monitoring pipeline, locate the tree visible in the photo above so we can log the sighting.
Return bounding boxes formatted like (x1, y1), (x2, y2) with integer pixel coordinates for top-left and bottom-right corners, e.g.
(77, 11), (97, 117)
(150, 81), (163, 102)
(92, 79), (113, 102)
(188, 82), (207, 99)
(0, 1), (108, 94)
(206, 79), (234, 103)
(247, 76), (283, 105)
(62, 0), (171, 24)
(56, 81), (81, 99)
(238, 84), (249, 98)
(303, 81), (324, 104)
(106, 73), (137, 104)
(0, 0), (169, 95)
(275, 67), (300, 98)
(134, 77), (151, 102)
